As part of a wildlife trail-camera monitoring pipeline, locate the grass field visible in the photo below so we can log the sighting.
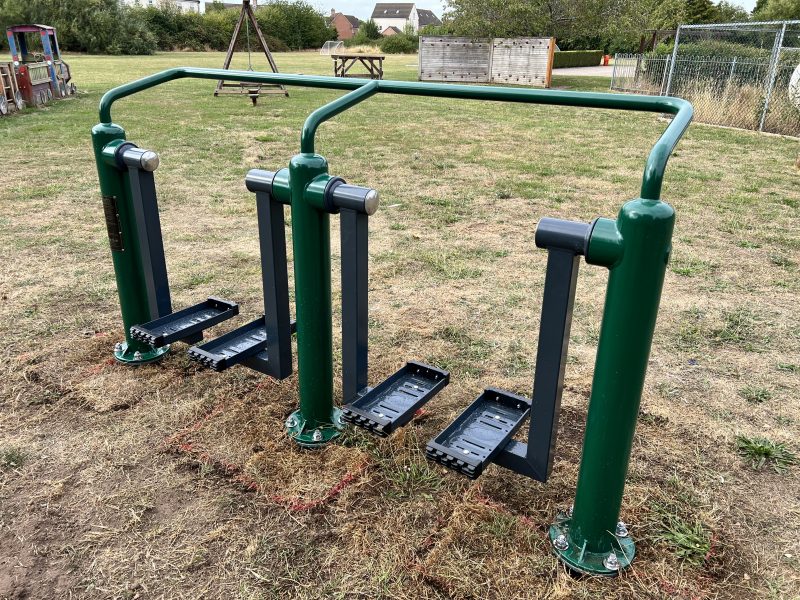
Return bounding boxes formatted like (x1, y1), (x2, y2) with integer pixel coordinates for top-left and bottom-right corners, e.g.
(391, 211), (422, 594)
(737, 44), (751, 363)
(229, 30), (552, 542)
(0, 51), (799, 599)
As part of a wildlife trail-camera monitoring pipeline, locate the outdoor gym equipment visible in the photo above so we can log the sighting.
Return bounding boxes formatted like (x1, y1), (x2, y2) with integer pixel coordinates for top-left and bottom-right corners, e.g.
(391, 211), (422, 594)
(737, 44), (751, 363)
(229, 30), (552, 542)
(92, 67), (692, 576)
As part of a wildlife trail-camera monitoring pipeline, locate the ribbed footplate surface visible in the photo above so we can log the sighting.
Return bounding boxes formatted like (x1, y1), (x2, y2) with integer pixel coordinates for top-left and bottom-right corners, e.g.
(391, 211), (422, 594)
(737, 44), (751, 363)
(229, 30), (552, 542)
(187, 317), (267, 372)
(130, 297), (238, 347)
(426, 388), (531, 479)
(342, 361), (449, 437)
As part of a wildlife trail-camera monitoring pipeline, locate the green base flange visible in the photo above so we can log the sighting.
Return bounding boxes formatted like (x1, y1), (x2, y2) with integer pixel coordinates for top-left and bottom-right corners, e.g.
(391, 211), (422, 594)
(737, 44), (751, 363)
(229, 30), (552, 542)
(114, 341), (170, 365)
(285, 407), (344, 448)
(549, 516), (635, 576)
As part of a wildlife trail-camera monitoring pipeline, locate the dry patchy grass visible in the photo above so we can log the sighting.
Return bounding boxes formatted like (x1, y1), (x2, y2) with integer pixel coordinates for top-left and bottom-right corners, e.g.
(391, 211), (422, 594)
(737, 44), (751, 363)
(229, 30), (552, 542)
(0, 52), (798, 599)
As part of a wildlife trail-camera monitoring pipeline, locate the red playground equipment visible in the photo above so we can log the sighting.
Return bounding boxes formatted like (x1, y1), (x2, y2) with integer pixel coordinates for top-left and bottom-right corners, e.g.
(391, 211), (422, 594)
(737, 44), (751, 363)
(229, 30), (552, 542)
(6, 24), (75, 108)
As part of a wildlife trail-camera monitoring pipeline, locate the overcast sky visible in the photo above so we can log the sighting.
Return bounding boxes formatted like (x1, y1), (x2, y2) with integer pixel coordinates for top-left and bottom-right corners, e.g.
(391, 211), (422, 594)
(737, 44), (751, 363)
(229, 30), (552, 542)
(319, 0), (756, 22)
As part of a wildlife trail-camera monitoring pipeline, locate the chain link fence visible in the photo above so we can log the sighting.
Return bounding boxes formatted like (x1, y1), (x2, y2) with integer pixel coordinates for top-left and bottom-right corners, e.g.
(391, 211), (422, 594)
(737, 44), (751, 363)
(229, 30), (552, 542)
(611, 21), (800, 137)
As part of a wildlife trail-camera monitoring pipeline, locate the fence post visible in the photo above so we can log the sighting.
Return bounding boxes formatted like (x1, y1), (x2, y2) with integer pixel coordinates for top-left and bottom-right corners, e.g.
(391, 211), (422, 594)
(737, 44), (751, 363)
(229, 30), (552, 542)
(658, 55), (671, 95)
(664, 26), (681, 96)
(759, 22), (787, 132)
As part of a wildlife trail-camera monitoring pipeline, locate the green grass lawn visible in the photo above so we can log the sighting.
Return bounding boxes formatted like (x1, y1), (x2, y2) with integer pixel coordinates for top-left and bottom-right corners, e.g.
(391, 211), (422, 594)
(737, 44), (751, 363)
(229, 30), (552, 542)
(0, 51), (798, 599)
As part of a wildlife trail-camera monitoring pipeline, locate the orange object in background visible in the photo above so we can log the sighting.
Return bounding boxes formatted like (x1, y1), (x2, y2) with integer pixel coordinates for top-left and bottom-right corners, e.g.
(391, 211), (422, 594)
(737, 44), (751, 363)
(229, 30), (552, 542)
(603, 55), (611, 66)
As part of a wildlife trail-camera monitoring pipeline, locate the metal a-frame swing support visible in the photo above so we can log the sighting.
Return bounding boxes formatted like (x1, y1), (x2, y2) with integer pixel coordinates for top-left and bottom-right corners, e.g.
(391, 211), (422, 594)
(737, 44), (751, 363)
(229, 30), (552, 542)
(94, 68), (692, 577)
(214, 0), (287, 105)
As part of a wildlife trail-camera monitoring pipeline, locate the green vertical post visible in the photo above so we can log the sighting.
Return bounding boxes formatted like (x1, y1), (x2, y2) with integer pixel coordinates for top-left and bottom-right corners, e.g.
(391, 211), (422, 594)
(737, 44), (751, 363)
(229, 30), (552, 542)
(550, 198), (675, 575)
(92, 123), (169, 364)
(283, 153), (344, 446)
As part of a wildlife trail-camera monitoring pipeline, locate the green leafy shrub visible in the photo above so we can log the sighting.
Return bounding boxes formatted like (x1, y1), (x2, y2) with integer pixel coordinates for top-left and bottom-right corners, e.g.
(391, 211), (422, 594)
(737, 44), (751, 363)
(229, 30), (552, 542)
(552, 50), (603, 68)
(379, 34), (418, 54)
(0, 0), (327, 54)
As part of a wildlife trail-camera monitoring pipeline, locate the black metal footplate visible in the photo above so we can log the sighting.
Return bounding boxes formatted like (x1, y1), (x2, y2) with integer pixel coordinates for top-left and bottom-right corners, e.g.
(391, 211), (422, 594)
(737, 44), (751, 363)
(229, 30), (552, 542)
(425, 388), (531, 479)
(187, 318), (297, 373)
(187, 316), (268, 372)
(130, 297), (239, 347)
(240, 320), (297, 375)
(342, 361), (450, 436)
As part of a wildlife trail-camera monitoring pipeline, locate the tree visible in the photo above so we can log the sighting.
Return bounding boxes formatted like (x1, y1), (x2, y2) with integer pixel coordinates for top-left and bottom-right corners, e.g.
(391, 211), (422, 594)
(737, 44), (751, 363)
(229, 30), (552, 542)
(360, 19), (380, 39)
(685, 0), (717, 23)
(715, 1), (750, 22)
(754, 0), (800, 19)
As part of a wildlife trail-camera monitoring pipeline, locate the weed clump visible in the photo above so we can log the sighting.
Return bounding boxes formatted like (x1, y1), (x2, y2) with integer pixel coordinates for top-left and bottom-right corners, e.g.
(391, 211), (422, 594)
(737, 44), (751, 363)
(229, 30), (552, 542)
(0, 447), (24, 470)
(735, 435), (797, 472)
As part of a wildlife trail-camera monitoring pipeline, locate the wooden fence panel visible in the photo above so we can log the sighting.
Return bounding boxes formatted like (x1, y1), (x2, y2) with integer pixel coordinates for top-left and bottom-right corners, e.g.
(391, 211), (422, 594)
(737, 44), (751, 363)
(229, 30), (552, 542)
(419, 36), (554, 87)
(419, 37), (492, 83)
(491, 38), (553, 87)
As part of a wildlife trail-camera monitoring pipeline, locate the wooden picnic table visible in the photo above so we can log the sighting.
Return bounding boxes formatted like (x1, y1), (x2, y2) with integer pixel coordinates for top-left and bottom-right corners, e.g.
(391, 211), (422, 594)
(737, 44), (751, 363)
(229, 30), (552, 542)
(331, 53), (385, 80)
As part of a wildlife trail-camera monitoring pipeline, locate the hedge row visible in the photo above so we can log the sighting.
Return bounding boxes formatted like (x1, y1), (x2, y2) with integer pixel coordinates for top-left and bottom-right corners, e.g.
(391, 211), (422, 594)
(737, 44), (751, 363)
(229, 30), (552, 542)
(0, 0), (333, 55)
(552, 50), (603, 68)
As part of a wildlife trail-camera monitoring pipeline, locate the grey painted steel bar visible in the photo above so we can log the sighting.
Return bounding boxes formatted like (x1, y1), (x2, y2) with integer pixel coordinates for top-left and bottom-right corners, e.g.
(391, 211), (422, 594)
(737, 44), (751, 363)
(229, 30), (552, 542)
(526, 248), (580, 478)
(125, 156), (172, 322)
(492, 220), (586, 481)
(250, 170), (293, 380)
(340, 208), (369, 402)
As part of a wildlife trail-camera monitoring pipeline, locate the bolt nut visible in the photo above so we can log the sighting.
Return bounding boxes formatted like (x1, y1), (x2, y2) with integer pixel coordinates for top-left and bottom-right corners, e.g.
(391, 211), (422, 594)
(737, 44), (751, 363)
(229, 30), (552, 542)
(615, 521), (629, 538)
(312, 429), (323, 442)
(603, 552), (620, 571)
(133, 351), (142, 361)
(286, 417), (297, 429)
(552, 534), (569, 551)
(114, 343), (123, 353)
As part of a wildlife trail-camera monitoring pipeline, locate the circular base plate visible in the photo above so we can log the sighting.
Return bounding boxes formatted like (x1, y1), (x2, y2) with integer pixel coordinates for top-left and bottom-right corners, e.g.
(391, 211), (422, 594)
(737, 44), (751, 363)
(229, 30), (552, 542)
(113, 341), (170, 365)
(285, 408), (344, 448)
(549, 518), (635, 576)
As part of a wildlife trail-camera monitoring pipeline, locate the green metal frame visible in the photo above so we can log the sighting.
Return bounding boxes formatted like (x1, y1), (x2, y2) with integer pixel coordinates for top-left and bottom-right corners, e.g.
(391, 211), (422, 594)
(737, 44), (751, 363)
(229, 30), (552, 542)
(93, 67), (693, 574)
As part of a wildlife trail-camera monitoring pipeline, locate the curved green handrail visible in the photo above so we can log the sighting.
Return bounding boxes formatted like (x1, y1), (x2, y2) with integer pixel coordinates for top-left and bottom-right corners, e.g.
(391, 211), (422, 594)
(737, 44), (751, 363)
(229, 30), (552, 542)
(98, 67), (693, 200)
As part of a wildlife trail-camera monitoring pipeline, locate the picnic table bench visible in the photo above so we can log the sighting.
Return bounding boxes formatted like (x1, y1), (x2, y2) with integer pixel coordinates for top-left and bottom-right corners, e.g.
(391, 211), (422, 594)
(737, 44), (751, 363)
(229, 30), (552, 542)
(331, 54), (385, 80)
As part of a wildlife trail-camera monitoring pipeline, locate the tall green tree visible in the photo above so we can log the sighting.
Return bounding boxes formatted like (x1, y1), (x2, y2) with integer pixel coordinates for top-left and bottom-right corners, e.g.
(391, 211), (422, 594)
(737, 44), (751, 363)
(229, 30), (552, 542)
(360, 19), (380, 39)
(754, 0), (800, 19)
(685, 0), (717, 23)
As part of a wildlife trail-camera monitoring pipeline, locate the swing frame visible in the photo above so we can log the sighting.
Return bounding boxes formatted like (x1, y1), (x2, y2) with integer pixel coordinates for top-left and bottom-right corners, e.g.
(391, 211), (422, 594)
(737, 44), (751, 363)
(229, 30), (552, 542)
(214, 0), (288, 104)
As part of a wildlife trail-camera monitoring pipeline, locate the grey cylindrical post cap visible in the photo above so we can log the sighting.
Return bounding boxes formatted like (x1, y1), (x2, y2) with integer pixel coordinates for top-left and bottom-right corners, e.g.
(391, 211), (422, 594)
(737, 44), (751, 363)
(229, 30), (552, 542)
(363, 189), (379, 216)
(535, 217), (592, 255)
(245, 169), (277, 193)
(118, 145), (160, 172)
(328, 182), (380, 216)
(139, 150), (159, 172)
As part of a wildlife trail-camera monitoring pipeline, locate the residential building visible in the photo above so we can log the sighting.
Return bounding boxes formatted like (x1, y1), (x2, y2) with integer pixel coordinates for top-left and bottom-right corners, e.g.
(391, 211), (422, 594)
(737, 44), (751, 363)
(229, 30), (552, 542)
(371, 3), (440, 34)
(329, 9), (360, 40)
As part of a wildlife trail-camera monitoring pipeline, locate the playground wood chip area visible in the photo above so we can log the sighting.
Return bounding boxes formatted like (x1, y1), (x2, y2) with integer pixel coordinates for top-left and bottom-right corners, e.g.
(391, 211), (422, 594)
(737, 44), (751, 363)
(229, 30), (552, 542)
(1, 52), (799, 599)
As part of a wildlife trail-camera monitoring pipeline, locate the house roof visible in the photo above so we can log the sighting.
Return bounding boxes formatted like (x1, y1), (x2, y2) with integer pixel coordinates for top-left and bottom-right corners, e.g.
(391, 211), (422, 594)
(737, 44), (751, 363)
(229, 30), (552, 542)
(382, 26), (402, 35)
(416, 9), (441, 26)
(329, 12), (360, 28)
(371, 3), (414, 19)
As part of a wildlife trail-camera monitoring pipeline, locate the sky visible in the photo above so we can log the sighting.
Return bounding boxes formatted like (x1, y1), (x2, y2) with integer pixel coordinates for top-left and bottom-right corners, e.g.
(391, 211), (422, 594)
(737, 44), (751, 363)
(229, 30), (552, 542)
(319, 0), (756, 22)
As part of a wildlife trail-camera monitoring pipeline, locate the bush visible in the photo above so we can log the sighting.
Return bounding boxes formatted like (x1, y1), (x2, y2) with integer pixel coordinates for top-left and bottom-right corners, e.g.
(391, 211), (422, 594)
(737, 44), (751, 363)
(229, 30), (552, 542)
(552, 50), (603, 68)
(255, 1), (335, 51)
(0, 0), (157, 54)
(0, 0), (327, 54)
(379, 34), (418, 54)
